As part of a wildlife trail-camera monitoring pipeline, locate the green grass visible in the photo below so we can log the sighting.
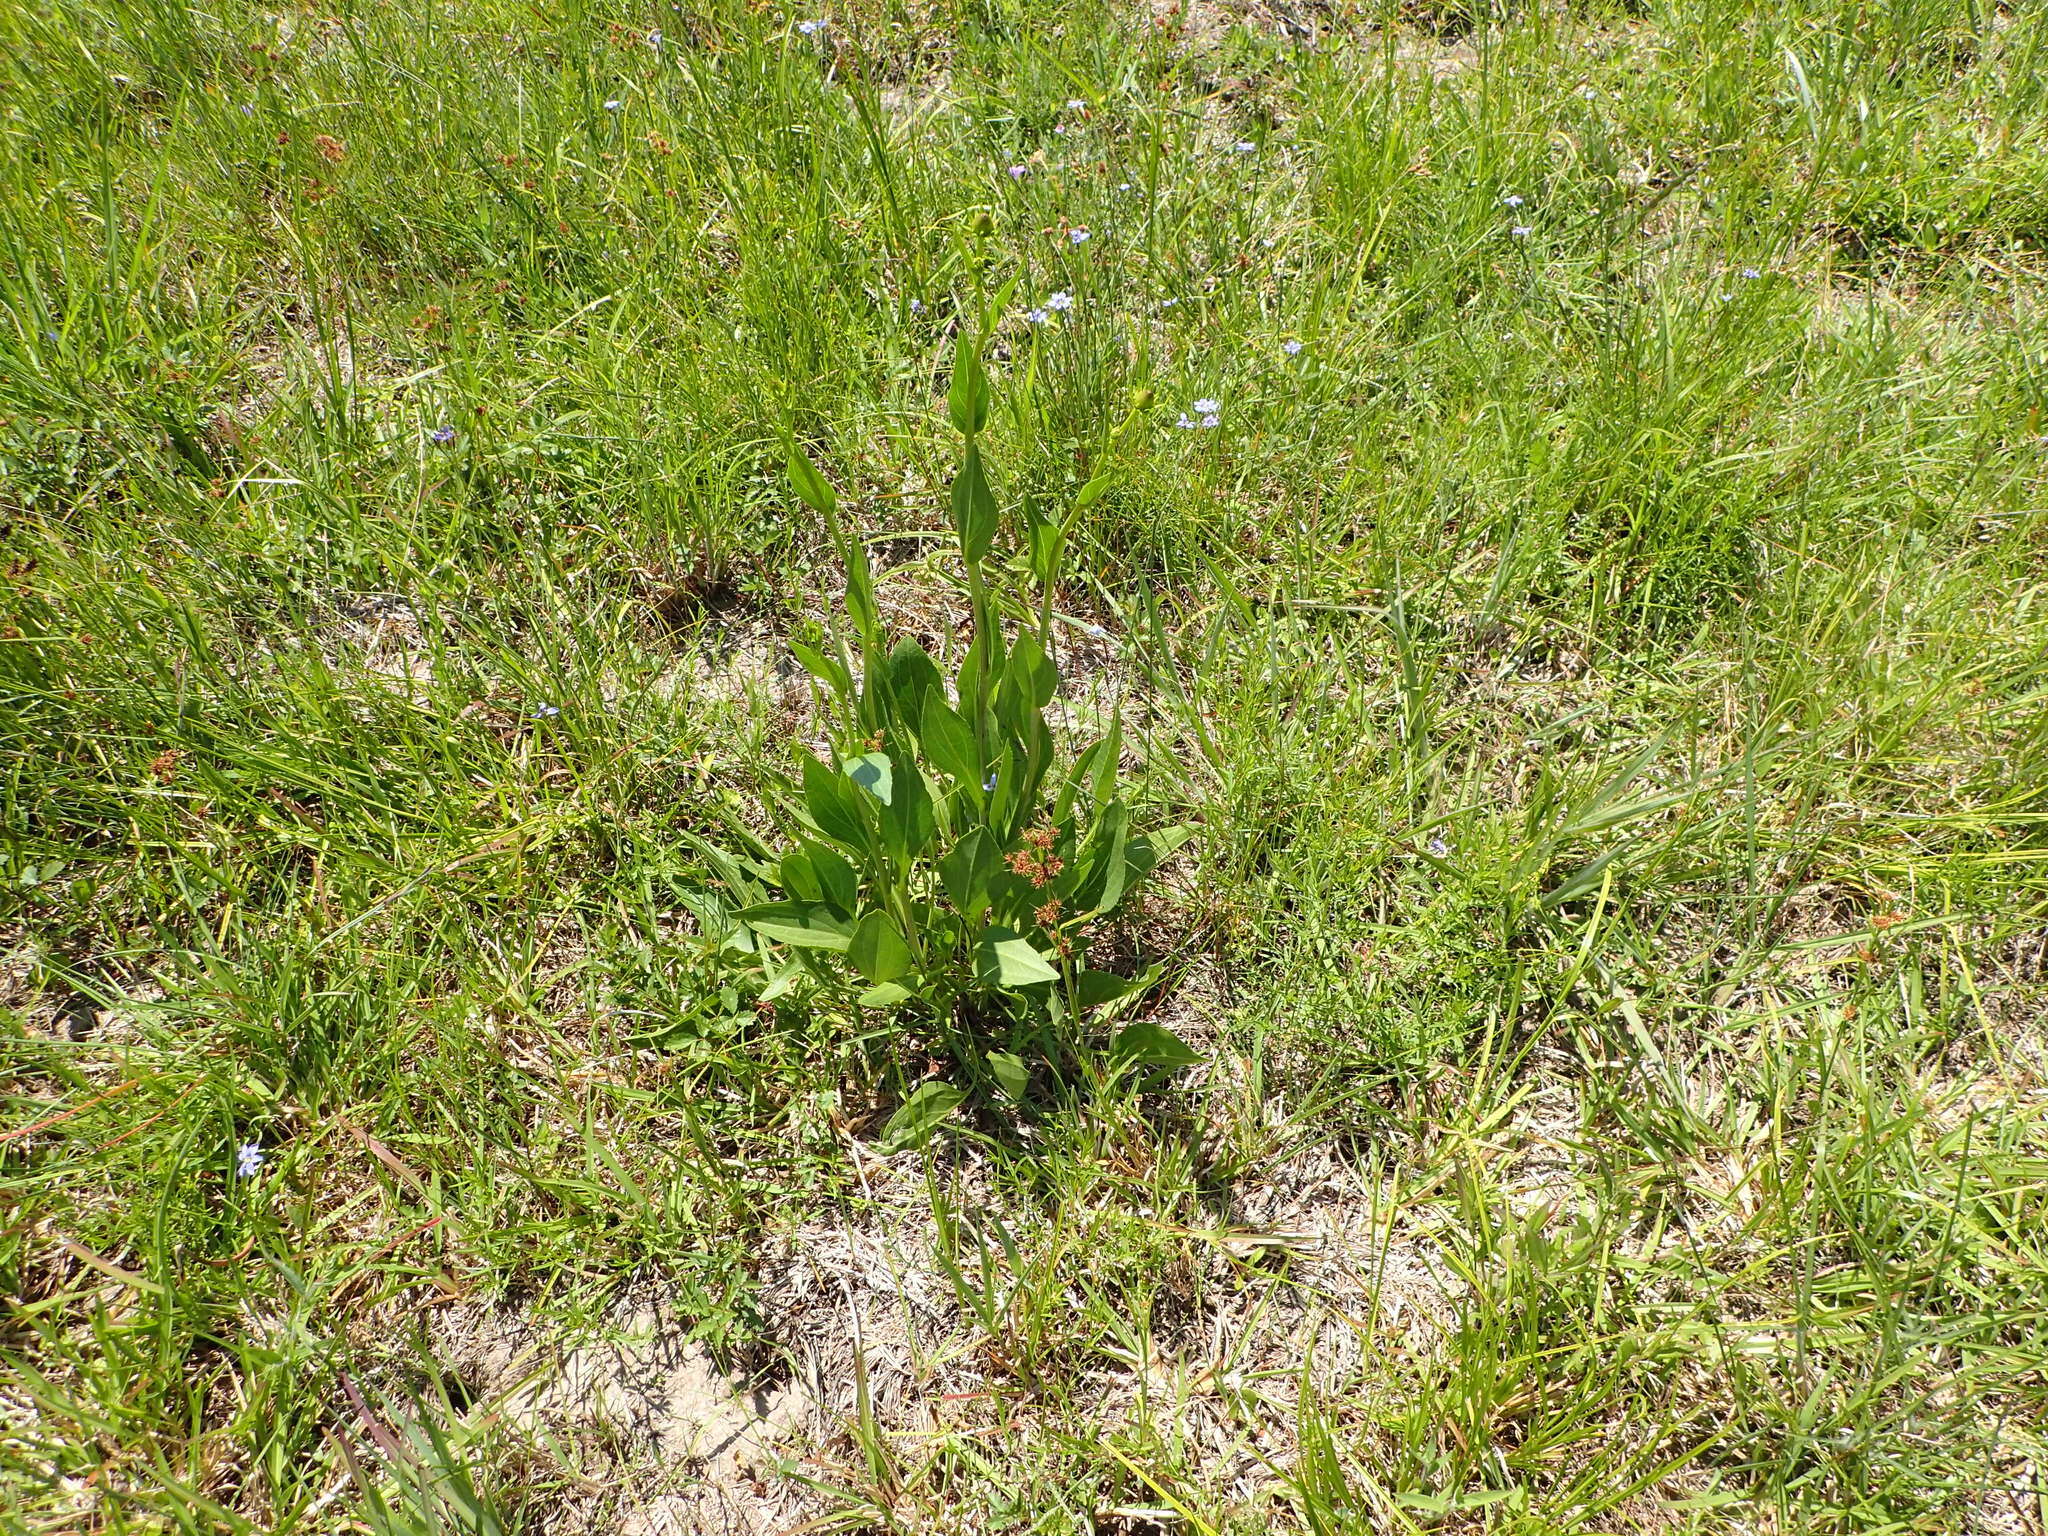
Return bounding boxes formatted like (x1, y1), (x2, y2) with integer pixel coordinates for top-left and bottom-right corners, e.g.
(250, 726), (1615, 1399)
(4, 0), (2048, 1531)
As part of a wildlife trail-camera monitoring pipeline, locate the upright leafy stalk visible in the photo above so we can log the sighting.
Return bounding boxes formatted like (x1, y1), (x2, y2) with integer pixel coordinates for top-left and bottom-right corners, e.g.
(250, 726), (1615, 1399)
(734, 349), (1190, 1106)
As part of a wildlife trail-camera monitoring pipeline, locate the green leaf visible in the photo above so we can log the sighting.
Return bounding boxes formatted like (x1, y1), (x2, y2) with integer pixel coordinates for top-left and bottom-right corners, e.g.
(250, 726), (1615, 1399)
(987, 1051), (1030, 1100)
(1073, 800), (1130, 914)
(880, 754), (936, 863)
(846, 751), (894, 806)
(1007, 631), (1058, 710)
(842, 541), (881, 653)
(884, 639), (944, 732)
(808, 844), (859, 915)
(778, 849), (822, 903)
(1028, 517), (1064, 589)
(848, 910), (915, 984)
(1075, 472), (1114, 510)
(975, 929), (1062, 989)
(919, 694), (983, 793)
(950, 440), (1000, 565)
(789, 640), (851, 694)
(735, 901), (854, 952)
(803, 755), (871, 851)
(786, 443), (837, 516)
(1124, 823), (1193, 887)
(880, 1081), (965, 1151)
(947, 331), (988, 436)
(939, 828), (998, 920)
(1077, 969), (1144, 1009)
(857, 981), (913, 1009)
(1110, 1020), (1201, 1072)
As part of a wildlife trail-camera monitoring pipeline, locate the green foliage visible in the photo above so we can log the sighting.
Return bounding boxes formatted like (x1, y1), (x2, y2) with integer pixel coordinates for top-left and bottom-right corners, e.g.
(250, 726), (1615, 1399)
(702, 341), (1190, 1087)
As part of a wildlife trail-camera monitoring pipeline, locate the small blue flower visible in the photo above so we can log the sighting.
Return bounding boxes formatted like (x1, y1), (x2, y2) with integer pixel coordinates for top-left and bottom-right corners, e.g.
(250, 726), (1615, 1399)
(1428, 835), (1449, 857)
(533, 703), (561, 719)
(1045, 290), (1073, 311)
(429, 425), (457, 445)
(1069, 228), (1090, 245)
(1026, 307), (1050, 324)
(909, 298), (923, 312)
(1510, 224), (1533, 237)
(1230, 140), (1256, 154)
(236, 1142), (264, 1178)
(983, 768), (999, 793)
(1066, 98), (1087, 112)
(1008, 164), (1028, 179)
(1740, 267), (1762, 280)
(647, 28), (662, 46)
(1282, 339), (1303, 356)
(603, 99), (622, 111)
(797, 18), (825, 35)
(1502, 194), (1524, 207)
(1192, 397), (1220, 415)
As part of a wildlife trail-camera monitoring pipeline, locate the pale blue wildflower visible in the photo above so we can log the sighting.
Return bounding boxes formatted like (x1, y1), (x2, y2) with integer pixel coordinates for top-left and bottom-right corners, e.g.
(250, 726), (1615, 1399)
(1192, 397), (1220, 414)
(1069, 228), (1090, 245)
(797, 18), (825, 35)
(1282, 339), (1303, 356)
(1502, 194), (1524, 207)
(1045, 290), (1073, 311)
(237, 1142), (264, 1178)
(430, 425), (457, 445)
(603, 99), (621, 111)
(1026, 307), (1050, 324)
(1511, 224), (1533, 237)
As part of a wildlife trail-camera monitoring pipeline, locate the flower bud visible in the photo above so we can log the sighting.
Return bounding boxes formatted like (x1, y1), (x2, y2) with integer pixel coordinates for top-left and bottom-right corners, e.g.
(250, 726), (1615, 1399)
(970, 209), (996, 236)
(1131, 386), (1155, 410)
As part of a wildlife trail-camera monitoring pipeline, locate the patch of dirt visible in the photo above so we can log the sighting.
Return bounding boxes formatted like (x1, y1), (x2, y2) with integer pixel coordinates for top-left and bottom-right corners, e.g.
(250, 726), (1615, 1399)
(434, 1295), (815, 1536)
(331, 592), (437, 683)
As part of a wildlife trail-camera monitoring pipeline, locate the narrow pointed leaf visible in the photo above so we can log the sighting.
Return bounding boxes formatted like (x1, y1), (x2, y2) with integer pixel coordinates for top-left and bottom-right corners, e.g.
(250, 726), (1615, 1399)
(735, 902), (854, 951)
(947, 331), (988, 436)
(786, 443), (837, 516)
(803, 755), (871, 851)
(920, 694), (983, 792)
(939, 828), (998, 919)
(951, 440), (1000, 564)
